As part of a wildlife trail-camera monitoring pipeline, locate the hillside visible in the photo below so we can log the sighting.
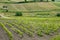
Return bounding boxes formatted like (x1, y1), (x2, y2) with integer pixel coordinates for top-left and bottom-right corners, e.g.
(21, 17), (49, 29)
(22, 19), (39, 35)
(0, 1), (60, 40)
(0, 2), (59, 12)
(0, 2), (60, 17)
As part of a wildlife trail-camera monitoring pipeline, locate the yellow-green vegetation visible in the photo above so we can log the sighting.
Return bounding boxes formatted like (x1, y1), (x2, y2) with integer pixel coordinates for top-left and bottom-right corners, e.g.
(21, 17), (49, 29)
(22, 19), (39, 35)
(6, 23), (24, 37)
(51, 35), (60, 40)
(10, 23), (34, 37)
(0, 17), (60, 40)
(11, 28), (23, 37)
(0, 1), (60, 40)
(0, 22), (13, 40)
(37, 30), (43, 36)
(53, 2), (60, 7)
(1, 17), (60, 37)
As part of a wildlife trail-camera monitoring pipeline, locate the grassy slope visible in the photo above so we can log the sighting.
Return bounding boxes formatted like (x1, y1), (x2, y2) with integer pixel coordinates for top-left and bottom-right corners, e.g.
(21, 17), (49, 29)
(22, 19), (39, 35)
(0, 2), (59, 12)
(0, 0), (9, 2)
(0, 2), (60, 17)
(0, 2), (60, 40)
(53, 2), (60, 7)
(6, 2), (58, 12)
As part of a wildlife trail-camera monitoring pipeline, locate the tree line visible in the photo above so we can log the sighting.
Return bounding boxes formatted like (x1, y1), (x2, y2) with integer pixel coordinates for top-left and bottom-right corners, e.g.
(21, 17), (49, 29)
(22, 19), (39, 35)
(24, 0), (55, 2)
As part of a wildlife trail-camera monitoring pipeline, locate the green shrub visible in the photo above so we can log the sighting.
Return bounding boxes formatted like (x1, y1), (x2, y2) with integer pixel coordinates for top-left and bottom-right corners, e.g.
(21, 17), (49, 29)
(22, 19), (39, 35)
(56, 13), (60, 17)
(15, 12), (22, 16)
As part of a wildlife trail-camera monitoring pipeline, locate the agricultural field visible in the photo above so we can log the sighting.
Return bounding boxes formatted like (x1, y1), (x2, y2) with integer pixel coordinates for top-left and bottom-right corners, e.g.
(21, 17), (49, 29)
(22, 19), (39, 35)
(0, 0), (60, 40)
(0, 17), (60, 40)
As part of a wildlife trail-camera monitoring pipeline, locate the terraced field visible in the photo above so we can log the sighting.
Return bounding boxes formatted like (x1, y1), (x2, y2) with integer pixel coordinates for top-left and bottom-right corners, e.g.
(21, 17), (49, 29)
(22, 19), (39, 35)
(0, 2), (60, 17)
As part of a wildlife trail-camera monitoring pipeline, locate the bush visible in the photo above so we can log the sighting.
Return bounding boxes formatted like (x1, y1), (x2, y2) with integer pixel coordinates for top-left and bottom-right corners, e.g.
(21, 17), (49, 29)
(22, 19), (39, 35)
(56, 13), (60, 17)
(15, 12), (22, 16)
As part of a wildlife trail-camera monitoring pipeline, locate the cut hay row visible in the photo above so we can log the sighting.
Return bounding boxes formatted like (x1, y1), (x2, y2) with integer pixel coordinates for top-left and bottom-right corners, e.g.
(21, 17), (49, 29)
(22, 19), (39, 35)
(6, 23), (24, 37)
(0, 22), (13, 40)
(9, 22), (34, 37)
(0, 17), (60, 40)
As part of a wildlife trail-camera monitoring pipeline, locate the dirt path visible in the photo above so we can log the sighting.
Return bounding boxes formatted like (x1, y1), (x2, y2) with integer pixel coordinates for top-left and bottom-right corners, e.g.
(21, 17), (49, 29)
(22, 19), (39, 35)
(0, 14), (9, 18)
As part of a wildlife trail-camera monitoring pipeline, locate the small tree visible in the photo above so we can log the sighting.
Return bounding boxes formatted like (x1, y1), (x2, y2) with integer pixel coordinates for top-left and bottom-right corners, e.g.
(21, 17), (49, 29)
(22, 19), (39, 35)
(15, 12), (22, 16)
(34, 0), (36, 2)
(25, 0), (27, 2)
(40, 0), (43, 2)
(52, 0), (55, 2)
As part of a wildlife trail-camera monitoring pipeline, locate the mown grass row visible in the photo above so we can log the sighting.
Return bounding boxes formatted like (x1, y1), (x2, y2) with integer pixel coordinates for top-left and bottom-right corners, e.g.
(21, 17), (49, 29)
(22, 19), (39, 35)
(0, 17), (60, 37)
(5, 18), (60, 36)
(6, 23), (24, 38)
(16, 17), (60, 36)
(13, 21), (35, 33)
(5, 21), (42, 37)
(7, 20), (60, 37)
(9, 22), (34, 37)
(0, 22), (13, 40)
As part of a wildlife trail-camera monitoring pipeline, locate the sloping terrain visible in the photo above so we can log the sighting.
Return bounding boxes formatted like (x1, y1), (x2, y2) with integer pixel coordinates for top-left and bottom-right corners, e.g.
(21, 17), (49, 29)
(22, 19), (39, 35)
(0, 0), (9, 2)
(0, 2), (59, 17)
(53, 2), (60, 7)
(0, 2), (59, 12)
(0, 17), (60, 40)
(0, 1), (60, 40)
(7, 2), (58, 12)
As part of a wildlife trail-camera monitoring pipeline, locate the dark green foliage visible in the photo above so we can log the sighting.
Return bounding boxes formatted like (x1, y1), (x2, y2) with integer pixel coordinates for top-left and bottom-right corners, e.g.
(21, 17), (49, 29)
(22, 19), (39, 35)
(8, 0), (10, 1)
(25, 0), (27, 2)
(56, 13), (60, 17)
(15, 12), (22, 16)
(5, 9), (8, 12)
(40, 0), (43, 2)
(52, 0), (55, 1)
(2, 6), (8, 12)
(2, 9), (8, 12)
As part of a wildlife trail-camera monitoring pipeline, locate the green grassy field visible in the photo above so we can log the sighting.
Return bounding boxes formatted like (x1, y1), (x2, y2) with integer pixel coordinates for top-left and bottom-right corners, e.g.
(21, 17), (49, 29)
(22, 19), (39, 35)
(0, 1), (60, 40)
